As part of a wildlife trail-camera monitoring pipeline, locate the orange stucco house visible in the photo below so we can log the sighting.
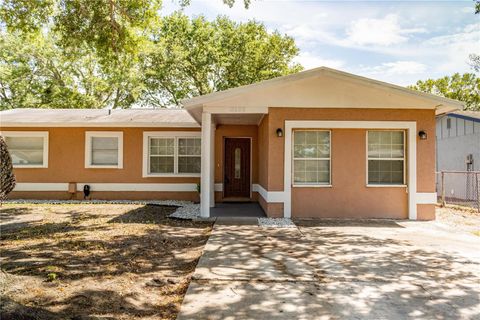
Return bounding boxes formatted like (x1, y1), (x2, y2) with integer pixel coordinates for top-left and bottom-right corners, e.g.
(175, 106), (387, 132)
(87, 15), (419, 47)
(0, 67), (463, 220)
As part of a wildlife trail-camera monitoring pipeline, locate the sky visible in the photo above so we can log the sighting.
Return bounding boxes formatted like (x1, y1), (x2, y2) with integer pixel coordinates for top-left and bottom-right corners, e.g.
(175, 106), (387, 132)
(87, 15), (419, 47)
(162, 0), (480, 86)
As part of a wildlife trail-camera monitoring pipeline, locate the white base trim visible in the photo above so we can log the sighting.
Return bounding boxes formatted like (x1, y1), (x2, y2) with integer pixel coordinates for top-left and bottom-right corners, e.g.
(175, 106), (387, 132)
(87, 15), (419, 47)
(214, 183), (285, 203)
(256, 184), (285, 203)
(416, 192), (437, 204)
(14, 183), (197, 192)
(14, 183), (69, 192)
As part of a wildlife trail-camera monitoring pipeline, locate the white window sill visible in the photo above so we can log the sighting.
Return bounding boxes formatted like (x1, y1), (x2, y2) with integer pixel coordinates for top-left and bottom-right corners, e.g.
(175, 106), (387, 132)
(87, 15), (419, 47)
(13, 164), (47, 168)
(292, 184), (332, 188)
(143, 173), (201, 178)
(86, 165), (123, 169)
(366, 184), (407, 188)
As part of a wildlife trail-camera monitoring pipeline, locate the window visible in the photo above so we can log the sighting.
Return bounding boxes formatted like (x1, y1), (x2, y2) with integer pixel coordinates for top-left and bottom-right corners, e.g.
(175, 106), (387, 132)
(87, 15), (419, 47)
(149, 137), (175, 173)
(367, 131), (405, 185)
(234, 148), (241, 179)
(293, 130), (330, 185)
(178, 138), (201, 174)
(85, 132), (123, 168)
(2, 131), (49, 168)
(143, 132), (201, 177)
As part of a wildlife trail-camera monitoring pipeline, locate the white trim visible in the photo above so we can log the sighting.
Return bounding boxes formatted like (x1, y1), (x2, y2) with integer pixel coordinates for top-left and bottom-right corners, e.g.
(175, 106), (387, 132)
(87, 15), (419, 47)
(255, 184), (285, 203)
(215, 183), (284, 202)
(142, 131), (201, 178)
(76, 183), (196, 192)
(14, 183), (68, 191)
(200, 113), (212, 217)
(1, 131), (49, 168)
(366, 184), (407, 188)
(85, 131), (123, 169)
(284, 120), (417, 220)
(416, 192), (437, 204)
(292, 184), (332, 188)
(13, 182), (197, 192)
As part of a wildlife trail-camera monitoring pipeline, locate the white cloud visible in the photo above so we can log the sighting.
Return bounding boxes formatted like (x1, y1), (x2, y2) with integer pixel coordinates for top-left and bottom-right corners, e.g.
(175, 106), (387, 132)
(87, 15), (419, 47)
(345, 14), (426, 46)
(161, 0), (478, 85)
(360, 61), (427, 76)
(422, 23), (480, 73)
(294, 52), (345, 70)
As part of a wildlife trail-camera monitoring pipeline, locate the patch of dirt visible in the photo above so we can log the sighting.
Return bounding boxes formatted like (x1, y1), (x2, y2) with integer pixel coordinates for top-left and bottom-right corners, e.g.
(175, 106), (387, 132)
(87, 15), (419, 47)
(435, 205), (480, 236)
(0, 204), (213, 320)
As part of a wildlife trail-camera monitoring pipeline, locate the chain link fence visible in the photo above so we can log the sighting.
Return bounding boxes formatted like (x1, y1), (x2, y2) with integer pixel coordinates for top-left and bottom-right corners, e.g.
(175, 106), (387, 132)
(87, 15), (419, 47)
(436, 171), (480, 211)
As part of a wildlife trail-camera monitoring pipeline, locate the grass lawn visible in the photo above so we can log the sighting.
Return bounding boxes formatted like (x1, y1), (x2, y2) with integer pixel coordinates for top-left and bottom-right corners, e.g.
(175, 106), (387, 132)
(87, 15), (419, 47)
(0, 203), (213, 320)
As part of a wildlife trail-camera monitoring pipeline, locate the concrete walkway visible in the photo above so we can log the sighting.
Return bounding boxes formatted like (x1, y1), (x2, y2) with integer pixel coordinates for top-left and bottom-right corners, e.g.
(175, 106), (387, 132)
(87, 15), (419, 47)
(177, 218), (480, 320)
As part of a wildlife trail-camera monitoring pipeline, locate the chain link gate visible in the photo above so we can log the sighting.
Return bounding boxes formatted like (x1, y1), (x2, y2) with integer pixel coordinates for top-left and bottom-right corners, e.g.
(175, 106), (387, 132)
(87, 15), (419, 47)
(436, 171), (480, 212)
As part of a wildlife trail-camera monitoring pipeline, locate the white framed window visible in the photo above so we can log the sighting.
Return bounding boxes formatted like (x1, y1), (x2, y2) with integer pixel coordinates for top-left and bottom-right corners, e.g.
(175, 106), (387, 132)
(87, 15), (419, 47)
(143, 132), (201, 177)
(2, 131), (49, 168)
(292, 130), (331, 186)
(85, 132), (123, 168)
(367, 130), (405, 186)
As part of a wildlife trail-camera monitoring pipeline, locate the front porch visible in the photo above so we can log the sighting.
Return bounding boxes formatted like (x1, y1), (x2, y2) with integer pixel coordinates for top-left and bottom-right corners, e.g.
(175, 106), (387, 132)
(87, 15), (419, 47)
(199, 108), (269, 218)
(210, 202), (266, 218)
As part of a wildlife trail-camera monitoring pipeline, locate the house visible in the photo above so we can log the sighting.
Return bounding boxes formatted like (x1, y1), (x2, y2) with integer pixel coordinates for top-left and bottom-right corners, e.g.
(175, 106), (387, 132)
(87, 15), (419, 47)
(0, 67), (463, 220)
(436, 111), (480, 204)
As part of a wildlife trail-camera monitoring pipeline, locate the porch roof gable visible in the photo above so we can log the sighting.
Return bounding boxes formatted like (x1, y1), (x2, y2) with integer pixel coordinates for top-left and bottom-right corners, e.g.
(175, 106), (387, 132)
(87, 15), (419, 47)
(182, 67), (463, 123)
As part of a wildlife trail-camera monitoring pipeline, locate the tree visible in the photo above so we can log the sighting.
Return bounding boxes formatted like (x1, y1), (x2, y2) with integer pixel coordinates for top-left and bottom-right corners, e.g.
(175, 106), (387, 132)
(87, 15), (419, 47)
(0, 136), (16, 202)
(409, 73), (480, 111)
(0, 31), (143, 109)
(0, 0), (251, 58)
(476, 0), (480, 14)
(469, 54), (480, 73)
(140, 13), (302, 107)
(1, 13), (301, 110)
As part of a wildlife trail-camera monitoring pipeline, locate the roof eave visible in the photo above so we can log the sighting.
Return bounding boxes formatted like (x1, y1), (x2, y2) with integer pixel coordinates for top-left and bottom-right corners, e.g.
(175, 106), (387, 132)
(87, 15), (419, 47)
(0, 122), (200, 128)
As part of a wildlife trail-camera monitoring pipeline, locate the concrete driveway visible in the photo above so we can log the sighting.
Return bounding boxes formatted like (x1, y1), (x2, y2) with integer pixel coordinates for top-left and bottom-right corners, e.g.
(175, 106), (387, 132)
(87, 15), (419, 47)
(178, 218), (480, 320)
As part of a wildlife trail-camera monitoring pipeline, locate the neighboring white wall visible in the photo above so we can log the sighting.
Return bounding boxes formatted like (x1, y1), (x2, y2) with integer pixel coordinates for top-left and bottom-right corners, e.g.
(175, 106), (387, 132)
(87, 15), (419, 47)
(436, 115), (480, 200)
(437, 116), (480, 171)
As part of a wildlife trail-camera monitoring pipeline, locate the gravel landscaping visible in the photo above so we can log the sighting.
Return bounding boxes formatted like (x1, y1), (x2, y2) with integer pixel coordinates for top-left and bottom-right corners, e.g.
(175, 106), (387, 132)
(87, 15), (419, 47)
(258, 218), (296, 228)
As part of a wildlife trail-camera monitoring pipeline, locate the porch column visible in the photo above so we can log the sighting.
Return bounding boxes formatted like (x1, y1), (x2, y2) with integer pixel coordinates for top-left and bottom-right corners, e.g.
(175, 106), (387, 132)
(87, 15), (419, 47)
(210, 123), (215, 208)
(200, 112), (213, 217)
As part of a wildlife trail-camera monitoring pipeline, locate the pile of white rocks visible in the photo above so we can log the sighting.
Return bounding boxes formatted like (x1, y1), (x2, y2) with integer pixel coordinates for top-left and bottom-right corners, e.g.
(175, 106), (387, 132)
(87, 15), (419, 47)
(258, 217), (296, 228)
(168, 203), (201, 220)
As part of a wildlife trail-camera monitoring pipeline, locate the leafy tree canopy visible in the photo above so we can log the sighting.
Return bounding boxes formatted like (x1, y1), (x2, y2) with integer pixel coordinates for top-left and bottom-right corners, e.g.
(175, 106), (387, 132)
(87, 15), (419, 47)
(409, 73), (480, 111)
(140, 13), (301, 107)
(0, 0), (251, 57)
(0, 10), (301, 109)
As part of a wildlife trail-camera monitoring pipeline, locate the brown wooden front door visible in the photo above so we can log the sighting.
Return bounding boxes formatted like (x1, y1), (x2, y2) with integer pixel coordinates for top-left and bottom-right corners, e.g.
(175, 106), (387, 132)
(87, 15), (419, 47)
(224, 138), (251, 198)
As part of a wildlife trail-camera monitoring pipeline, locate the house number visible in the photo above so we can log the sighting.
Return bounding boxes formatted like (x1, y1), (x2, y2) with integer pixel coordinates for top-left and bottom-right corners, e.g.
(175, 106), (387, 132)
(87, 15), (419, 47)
(230, 107), (246, 113)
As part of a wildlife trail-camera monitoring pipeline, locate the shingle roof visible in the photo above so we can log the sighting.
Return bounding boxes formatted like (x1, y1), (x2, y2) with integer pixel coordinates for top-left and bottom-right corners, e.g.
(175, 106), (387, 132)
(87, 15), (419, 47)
(0, 108), (199, 127)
